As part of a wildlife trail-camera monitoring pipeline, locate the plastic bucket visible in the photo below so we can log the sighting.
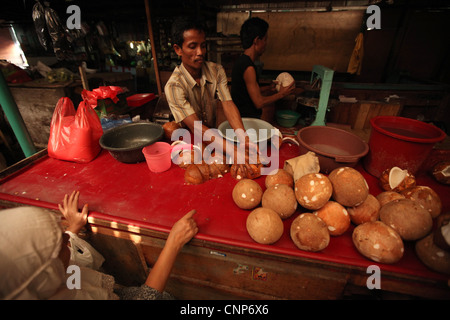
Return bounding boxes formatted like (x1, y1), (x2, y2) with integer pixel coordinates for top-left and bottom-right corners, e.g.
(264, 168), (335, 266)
(142, 141), (196, 173)
(142, 142), (171, 173)
(363, 116), (446, 177)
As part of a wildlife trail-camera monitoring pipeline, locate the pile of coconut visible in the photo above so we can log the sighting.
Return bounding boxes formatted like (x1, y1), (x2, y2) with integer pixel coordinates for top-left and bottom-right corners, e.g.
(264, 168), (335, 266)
(232, 153), (449, 275)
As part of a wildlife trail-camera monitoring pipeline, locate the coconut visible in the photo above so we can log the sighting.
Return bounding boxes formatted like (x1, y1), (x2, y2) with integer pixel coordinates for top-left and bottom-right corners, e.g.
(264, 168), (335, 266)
(294, 173), (332, 210)
(376, 191), (405, 207)
(379, 198), (432, 241)
(328, 167), (369, 207)
(379, 167), (416, 192)
(348, 194), (381, 225)
(232, 179), (263, 210)
(352, 221), (404, 264)
(265, 168), (294, 189)
(400, 186), (442, 219)
(262, 184), (297, 219)
(246, 207), (284, 244)
(432, 161), (450, 185)
(415, 233), (450, 275)
(275, 72), (295, 91)
(314, 201), (350, 236)
(290, 213), (330, 252)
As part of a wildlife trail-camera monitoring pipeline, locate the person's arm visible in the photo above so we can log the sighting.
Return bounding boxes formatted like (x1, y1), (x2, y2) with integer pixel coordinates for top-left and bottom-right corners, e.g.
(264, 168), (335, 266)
(183, 112), (255, 177)
(145, 210), (198, 293)
(221, 99), (249, 145)
(244, 66), (295, 109)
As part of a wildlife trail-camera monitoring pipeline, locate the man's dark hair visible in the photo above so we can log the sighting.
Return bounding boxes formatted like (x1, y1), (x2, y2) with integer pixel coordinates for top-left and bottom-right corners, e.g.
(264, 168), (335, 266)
(171, 17), (206, 47)
(240, 17), (269, 49)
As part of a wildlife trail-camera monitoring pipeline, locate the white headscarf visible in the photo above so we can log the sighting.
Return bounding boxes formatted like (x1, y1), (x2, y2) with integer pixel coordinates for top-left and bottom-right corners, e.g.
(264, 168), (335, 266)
(0, 206), (117, 300)
(0, 206), (65, 300)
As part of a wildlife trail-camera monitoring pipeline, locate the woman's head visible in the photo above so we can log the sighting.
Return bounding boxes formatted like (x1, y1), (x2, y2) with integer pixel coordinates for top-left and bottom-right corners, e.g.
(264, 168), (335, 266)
(0, 207), (66, 300)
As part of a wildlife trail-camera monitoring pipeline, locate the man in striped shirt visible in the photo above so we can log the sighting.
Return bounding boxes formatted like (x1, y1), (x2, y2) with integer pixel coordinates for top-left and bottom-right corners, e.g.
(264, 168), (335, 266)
(165, 17), (258, 174)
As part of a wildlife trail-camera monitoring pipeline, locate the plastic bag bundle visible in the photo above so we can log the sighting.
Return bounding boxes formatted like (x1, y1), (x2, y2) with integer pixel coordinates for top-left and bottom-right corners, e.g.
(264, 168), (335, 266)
(48, 97), (103, 163)
(32, 1), (49, 51)
(81, 86), (124, 108)
(44, 5), (73, 60)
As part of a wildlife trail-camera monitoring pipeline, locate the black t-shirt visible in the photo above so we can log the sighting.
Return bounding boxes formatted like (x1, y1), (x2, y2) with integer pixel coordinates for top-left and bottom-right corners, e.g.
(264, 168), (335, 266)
(231, 54), (262, 118)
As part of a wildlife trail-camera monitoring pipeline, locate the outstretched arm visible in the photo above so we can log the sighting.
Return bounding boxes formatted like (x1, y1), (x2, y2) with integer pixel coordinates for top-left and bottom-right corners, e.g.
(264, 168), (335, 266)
(144, 209), (198, 293)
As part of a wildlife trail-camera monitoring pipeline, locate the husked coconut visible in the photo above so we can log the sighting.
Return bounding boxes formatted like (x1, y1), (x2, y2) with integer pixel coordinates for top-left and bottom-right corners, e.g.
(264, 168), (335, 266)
(265, 168), (294, 189)
(400, 186), (442, 218)
(246, 207), (284, 244)
(352, 221), (404, 264)
(262, 184), (297, 219)
(376, 191), (405, 207)
(328, 167), (369, 207)
(295, 173), (332, 210)
(432, 161), (450, 185)
(314, 201), (350, 236)
(348, 194), (381, 225)
(433, 212), (450, 252)
(379, 198), (432, 241)
(290, 213), (330, 252)
(232, 179), (263, 210)
(415, 233), (450, 275)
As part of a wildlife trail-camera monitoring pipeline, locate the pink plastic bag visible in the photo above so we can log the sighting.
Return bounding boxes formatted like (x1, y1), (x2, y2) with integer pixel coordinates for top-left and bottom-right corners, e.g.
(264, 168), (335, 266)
(48, 97), (103, 163)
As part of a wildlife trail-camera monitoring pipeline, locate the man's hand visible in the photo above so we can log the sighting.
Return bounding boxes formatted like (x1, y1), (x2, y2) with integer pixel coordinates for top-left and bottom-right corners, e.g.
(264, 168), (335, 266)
(277, 81), (296, 98)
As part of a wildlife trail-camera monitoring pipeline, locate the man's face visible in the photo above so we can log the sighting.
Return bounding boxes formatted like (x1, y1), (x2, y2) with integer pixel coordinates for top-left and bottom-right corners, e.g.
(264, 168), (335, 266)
(255, 33), (268, 56)
(174, 29), (207, 73)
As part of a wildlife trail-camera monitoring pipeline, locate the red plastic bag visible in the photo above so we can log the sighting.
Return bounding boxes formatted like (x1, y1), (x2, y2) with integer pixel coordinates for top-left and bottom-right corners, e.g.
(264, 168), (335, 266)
(48, 97), (103, 163)
(81, 86), (123, 108)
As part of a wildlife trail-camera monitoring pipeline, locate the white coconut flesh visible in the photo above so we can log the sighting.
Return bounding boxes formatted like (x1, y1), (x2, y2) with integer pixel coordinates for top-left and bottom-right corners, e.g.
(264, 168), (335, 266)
(275, 72), (295, 91)
(440, 166), (450, 177)
(388, 167), (407, 189)
(442, 223), (450, 245)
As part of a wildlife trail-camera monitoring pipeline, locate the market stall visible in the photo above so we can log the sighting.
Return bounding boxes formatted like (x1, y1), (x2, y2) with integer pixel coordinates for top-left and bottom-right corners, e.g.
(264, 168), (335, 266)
(1, 0), (450, 301)
(0, 135), (448, 299)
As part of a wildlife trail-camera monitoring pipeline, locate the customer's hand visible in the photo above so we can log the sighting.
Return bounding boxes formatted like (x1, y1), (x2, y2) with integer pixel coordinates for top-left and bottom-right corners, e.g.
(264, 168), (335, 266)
(166, 209), (198, 252)
(58, 190), (88, 234)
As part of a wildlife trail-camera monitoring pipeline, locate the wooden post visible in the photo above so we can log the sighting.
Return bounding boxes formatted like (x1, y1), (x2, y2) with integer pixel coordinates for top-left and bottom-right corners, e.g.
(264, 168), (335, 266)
(78, 66), (89, 90)
(144, 0), (162, 97)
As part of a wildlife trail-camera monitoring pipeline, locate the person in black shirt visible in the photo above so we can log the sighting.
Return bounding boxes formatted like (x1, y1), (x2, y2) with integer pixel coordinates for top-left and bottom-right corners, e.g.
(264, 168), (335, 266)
(231, 17), (295, 121)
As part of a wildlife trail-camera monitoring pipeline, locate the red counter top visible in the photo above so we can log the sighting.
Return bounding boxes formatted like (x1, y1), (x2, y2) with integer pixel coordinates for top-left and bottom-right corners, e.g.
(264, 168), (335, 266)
(0, 143), (448, 283)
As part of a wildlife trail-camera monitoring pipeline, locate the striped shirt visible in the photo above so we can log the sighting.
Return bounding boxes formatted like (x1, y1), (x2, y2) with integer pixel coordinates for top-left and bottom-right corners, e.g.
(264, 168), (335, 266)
(164, 61), (232, 128)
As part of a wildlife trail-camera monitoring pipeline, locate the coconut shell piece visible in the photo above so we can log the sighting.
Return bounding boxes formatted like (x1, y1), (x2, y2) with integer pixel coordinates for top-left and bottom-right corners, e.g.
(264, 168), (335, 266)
(432, 161), (450, 185)
(379, 167), (416, 192)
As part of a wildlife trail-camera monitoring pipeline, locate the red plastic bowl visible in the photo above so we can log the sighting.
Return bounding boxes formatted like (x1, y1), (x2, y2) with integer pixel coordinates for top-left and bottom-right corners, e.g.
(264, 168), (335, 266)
(126, 93), (156, 107)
